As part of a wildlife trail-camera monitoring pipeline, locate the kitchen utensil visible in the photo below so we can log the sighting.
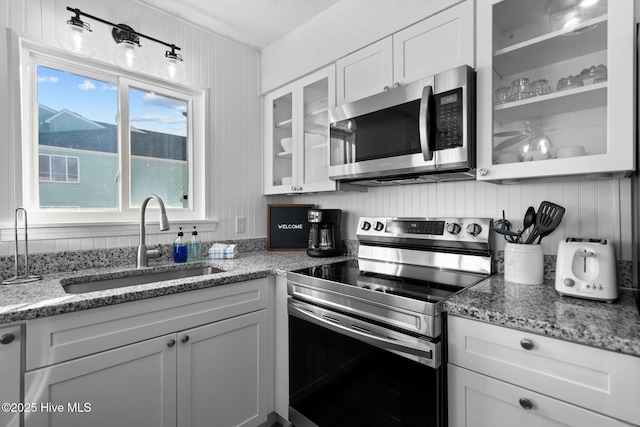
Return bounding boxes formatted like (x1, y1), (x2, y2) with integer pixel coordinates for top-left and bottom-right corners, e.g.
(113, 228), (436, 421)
(522, 206), (536, 234)
(525, 201), (565, 244)
(555, 238), (618, 302)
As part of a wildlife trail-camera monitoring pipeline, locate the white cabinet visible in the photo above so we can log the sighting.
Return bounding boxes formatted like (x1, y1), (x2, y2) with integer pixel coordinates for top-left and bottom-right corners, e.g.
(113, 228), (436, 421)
(448, 316), (640, 426)
(449, 364), (632, 427)
(24, 279), (270, 427)
(336, 0), (474, 105)
(0, 324), (22, 427)
(336, 37), (393, 105)
(264, 65), (337, 195)
(476, 0), (635, 182)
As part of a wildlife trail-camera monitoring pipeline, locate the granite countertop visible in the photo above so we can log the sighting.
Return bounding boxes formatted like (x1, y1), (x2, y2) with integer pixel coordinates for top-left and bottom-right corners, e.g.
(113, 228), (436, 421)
(445, 274), (640, 358)
(2, 250), (639, 359)
(0, 251), (351, 324)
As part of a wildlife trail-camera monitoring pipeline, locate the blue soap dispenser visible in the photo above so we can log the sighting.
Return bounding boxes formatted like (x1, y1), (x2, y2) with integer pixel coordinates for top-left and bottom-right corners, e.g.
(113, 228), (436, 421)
(173, 227), (188, 263)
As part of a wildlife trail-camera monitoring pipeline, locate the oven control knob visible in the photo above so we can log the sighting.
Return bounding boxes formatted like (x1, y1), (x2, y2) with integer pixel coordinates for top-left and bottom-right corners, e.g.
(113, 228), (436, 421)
(446, 223), (461, 235)
(361, 221), (371, 231)
(374, 221), (385, 231)
(466, 223), (482, 236)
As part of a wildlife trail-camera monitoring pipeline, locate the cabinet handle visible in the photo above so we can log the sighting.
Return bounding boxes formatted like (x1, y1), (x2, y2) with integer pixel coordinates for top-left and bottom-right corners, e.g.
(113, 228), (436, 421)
(167, 339), (176, 348)
(181, 335), (190, 343)
(394, 82), (400, 88)
(383, 86), (390, 91)
(0, 333), (15, 345)
(478, 168), (488, 176)
(519, 398), (533, 410)
(520, 339), (534, 350)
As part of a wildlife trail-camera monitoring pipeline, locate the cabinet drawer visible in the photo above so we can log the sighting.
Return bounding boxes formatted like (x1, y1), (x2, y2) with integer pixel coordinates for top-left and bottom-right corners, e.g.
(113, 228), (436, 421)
(448, 316), (640, 425)
(26, 278), (268, 370)
(448, 365), (632, 427)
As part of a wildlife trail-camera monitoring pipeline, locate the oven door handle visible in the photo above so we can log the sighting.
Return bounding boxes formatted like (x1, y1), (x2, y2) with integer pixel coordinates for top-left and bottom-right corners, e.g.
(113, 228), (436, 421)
(288, 300), (438, 367)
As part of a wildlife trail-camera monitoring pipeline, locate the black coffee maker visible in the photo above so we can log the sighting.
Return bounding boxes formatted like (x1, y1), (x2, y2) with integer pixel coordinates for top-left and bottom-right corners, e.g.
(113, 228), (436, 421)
(307, 208), (343, 257)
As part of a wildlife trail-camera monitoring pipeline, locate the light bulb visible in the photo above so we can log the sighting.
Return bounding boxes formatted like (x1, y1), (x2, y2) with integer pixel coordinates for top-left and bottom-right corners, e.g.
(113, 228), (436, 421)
(159, 53), (186, 83)
(58, 20), (96, 57)
(113, 40), (146, 72)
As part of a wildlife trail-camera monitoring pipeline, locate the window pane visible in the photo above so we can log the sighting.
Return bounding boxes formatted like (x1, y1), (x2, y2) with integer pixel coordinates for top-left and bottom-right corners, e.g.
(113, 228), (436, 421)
(37, 66), (117, 209)
(39, 154), (50, 181)
(67, 157), (79, 182)
(129, 88), (188, 208)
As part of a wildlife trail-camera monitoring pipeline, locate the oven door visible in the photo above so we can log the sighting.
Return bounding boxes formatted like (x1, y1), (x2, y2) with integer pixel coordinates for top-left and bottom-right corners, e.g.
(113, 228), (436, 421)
(288, 298), (445, 427)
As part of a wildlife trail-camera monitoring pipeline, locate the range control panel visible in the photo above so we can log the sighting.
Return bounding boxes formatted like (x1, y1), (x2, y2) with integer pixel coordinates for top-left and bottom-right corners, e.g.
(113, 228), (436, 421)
(357, 217), (491, 244)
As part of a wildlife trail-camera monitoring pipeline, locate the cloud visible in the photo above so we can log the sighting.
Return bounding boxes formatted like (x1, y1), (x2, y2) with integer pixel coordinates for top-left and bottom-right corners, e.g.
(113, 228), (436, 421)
(37, 75), (59, 83)
(130, 114), (186, 125)
(77, 80), (96, 90)
(141, 93), (186, 112)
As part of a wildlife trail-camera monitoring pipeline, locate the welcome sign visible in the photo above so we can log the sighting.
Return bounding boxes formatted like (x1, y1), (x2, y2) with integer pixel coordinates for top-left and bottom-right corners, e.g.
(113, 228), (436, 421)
(268, 204), (314, 251)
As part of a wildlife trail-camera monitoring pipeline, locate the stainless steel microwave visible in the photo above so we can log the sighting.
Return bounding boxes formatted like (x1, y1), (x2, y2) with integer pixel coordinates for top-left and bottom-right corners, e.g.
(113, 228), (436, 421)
(328, 65), (476, 186)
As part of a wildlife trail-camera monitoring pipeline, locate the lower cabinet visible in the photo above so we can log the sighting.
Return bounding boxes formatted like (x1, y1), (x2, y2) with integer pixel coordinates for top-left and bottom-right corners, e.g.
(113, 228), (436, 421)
(448, 365), (632, 427)
(0, 324), (22, 427)
(448, 315), (640, 427)
(23, 278), (270, 427)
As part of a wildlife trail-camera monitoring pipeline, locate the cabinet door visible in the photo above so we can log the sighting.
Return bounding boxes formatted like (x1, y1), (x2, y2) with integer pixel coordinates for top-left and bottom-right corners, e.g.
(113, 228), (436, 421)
(393, 0), (474, 85)
(336, 37), (393, 105)
(264, 85), (296, 194)
(296, 65), (337, 193)
(476, 0), (635, 182)
(1, 324), (22, 427)
(24, 334), (177, 427)
(448, 365), (632, 427)
(177, 309), (268, 427)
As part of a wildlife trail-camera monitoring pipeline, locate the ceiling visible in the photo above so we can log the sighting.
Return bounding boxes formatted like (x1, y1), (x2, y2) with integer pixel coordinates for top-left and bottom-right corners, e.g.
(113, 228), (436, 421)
(136, 0), (342, 50)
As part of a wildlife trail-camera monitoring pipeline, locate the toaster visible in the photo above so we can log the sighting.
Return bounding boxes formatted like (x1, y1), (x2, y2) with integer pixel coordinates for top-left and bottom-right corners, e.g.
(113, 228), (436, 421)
(555, 238), (618, 302)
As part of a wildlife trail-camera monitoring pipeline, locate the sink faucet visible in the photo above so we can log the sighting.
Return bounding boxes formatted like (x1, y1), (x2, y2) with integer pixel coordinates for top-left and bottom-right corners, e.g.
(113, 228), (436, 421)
(138, 194), (170, 268)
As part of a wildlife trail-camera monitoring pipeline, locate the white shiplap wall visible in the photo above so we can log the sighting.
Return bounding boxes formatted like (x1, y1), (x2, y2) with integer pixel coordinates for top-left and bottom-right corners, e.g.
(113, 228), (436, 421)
(0, 0), (634, 262)
(282, 178), (633, 261)
(0, 0), (267, 255)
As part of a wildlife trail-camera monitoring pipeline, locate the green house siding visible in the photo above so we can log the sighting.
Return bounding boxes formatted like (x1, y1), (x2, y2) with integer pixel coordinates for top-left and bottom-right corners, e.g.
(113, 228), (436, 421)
(131, 157), (188, 208)
(39, 148), (187, 209)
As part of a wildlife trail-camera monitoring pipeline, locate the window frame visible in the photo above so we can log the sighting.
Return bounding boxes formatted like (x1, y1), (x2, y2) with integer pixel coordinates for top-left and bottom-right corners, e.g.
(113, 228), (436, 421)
(17, 38), (208, 227)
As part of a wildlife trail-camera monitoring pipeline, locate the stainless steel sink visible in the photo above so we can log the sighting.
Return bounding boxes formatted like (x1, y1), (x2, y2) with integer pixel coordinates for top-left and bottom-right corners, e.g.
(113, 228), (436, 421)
(62, 266), (224, 294)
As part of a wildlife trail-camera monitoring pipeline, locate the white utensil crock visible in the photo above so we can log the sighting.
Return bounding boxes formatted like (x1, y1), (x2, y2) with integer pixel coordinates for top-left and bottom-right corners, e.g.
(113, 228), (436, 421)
(504, 242), (544, 285)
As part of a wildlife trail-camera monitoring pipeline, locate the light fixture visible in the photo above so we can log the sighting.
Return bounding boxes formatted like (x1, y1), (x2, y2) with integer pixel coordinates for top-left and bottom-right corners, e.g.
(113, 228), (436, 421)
(58, 8), (96, 57)
(59, 7), (186, 83)
(158, 46), (186, 83)
(112, 24), (146, 72)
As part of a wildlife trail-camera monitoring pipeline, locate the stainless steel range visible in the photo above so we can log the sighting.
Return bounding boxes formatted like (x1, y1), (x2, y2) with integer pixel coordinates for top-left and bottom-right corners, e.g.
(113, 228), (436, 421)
(287, 216), (492, 427)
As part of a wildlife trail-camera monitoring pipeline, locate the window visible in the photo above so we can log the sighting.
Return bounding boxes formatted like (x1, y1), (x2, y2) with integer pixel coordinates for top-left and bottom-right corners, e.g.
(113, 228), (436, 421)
(39, 154), (79, 182)
(19, 43), (206, 224)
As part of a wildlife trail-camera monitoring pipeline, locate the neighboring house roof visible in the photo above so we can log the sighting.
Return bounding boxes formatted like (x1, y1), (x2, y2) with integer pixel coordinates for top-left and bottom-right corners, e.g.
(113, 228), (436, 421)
(38, 105), (186, 161)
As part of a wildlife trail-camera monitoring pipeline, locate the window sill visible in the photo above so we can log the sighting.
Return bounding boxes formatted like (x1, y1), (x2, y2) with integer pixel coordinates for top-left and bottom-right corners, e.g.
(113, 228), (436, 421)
(0, 220), (219, 242)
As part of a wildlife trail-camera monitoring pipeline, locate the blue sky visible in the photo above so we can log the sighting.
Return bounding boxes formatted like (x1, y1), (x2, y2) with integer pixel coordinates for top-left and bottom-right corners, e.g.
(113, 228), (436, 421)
(37, 66), (187, 137)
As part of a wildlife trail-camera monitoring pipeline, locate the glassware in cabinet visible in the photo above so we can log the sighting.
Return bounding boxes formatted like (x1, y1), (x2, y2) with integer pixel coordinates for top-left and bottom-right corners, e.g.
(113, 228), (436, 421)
(477, 0), (634, 182)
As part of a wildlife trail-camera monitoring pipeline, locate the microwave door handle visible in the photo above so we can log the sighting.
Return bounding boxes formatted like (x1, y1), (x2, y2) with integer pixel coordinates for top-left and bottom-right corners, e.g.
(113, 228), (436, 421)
(419, 85), (434, 161)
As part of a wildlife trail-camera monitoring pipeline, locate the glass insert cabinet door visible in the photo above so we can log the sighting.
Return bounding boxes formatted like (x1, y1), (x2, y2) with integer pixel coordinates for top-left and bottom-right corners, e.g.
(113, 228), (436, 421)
(264, 65), (336, 195)
(476, 0), (635, 182)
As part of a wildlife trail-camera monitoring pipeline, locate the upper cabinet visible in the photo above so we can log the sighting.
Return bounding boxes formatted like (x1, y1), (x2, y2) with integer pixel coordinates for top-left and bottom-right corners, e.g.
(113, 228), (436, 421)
(264, 65), (338, 195)
(476, 0), (635, 182)
(336, 0), (475, 105)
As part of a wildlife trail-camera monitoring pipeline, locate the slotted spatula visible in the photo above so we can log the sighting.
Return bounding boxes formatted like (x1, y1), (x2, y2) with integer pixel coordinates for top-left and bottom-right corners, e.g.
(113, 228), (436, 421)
(524, 201), (565, 244)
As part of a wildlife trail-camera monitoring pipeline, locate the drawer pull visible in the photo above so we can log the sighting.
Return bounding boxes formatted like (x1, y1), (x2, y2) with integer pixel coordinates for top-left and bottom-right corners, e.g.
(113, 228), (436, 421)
(0, 333), (15, 345)
(519, 398), (533, 410)
(181, 335), (190, 343)
(520, 339), (534, 350)
(167, 339), (176, 348)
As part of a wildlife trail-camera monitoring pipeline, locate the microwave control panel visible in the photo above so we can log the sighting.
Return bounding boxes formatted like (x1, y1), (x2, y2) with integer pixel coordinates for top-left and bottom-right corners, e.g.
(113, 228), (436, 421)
(434, 87), (463, 150)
